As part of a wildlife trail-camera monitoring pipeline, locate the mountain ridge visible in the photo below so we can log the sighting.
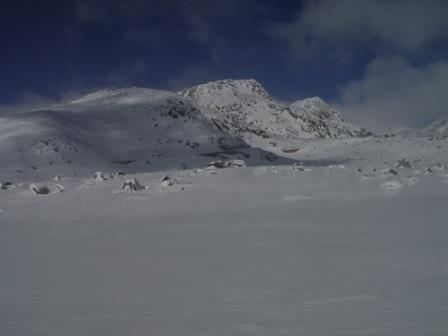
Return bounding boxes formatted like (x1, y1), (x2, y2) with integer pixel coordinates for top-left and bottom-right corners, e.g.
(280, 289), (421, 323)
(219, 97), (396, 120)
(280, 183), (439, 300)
(0, 79), (372, 180)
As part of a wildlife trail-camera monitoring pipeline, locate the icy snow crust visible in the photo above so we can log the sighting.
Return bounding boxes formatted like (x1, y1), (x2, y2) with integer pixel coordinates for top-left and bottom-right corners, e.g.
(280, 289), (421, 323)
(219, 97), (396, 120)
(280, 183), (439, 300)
(1, 79), (448, 335)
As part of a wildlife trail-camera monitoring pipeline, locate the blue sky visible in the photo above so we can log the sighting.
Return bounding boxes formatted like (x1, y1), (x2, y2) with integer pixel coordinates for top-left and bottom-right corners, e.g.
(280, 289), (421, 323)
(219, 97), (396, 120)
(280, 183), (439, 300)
(1, 0), (448, 129)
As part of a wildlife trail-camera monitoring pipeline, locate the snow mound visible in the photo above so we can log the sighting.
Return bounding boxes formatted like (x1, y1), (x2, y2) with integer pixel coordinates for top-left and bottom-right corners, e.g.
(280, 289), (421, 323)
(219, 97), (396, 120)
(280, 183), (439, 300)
(381, 179), (403, 190)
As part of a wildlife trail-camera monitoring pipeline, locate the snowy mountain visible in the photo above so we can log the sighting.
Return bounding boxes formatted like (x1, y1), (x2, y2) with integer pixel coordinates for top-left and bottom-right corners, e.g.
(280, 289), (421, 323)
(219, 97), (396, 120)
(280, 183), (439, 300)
(2, 82), (448, 336)
(180, 79), (369, 140)
(290, 96), (370, 138)
(0, 87), (246, 180)
(0, 79), (370, 180)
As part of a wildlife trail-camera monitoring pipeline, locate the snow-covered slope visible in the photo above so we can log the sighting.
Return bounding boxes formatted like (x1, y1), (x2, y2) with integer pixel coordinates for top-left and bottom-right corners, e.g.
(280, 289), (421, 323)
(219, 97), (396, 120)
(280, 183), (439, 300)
(180, 79), (368, 140)
(0, 87), (250, 181)
(1, 157), (448, 336)
(0, 80), (371, 181)
(422, 118), (448, 139)
(290, 97), (370, 138)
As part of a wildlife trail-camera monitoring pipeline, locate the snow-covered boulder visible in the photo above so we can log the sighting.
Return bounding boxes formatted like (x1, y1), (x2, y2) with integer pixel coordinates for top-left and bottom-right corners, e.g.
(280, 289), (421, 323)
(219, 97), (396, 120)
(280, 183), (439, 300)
(161, 180), (173, 187)
(292, 162), (305, 171)
(161, 179), (177, 187)
(159, 175), (178, 187)
(121, 178), (145, 192)
(54, 184), (64, 192)
(423, 167), (433, 175)
(207, 160), (226, 169)
(381, 168), (398, 176)
(93, 171), (107, 182)
(1, 181), (13, 190)
(29, 183), (51, 195)
(395, 158), (411, 168)
(224, 159), (246, 168)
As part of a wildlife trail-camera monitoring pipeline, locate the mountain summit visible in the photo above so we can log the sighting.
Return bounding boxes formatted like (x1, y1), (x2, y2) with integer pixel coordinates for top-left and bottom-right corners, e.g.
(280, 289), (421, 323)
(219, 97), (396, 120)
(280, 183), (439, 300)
(180, 79), (367, 139)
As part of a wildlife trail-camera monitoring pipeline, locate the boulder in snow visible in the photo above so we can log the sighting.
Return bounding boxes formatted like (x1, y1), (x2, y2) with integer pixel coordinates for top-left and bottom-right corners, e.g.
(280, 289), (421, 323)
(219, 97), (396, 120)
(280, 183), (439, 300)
(1, 181), (13, 190)
(292, 162), (305, 171)
(54, 184), (64, 192)
(161, 179), (176, 187)
(224, 159), (246, 168)
(207, 160), (226, 169)
(395, 158), (411, 168)
(122, 178), (145, 192)
(29, 183), (51, 195)
(160, 175), (171, 182)
(381, 168), (398, 176)
(93, 171), (107, 182)
(423, 167), (433, 175)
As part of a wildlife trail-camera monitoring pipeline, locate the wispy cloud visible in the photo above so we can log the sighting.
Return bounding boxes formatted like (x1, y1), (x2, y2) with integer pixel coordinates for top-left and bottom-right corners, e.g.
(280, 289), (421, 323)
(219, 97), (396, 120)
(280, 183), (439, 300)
(267, 0), (448, 61)
(335, 57), (448, 130)
(0, 90), (83, 117)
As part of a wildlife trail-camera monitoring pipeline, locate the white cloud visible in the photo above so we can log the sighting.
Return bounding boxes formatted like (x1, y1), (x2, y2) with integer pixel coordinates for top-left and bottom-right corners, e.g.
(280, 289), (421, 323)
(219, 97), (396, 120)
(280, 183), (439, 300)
(268, 0), (448, 60)
(335, 57), (448, 130)
(0, 90), (83, 117)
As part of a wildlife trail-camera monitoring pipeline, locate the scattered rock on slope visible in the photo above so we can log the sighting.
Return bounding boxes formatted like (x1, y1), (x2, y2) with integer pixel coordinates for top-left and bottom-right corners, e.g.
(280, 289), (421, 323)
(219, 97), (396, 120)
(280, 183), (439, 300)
(180, 79), (368, 140)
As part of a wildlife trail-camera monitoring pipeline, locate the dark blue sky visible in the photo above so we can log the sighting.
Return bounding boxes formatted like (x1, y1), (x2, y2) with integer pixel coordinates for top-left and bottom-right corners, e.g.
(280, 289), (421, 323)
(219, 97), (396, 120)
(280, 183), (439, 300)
(2, 0), (448, 129)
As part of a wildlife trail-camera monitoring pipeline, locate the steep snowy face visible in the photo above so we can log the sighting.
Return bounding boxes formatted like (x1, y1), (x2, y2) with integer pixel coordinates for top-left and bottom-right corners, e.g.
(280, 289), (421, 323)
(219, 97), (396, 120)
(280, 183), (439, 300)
(180, 79), (303, 139)
(180, 79), (368, 139)
(291, 97), (342, 121)
(290, 97), (368, 138)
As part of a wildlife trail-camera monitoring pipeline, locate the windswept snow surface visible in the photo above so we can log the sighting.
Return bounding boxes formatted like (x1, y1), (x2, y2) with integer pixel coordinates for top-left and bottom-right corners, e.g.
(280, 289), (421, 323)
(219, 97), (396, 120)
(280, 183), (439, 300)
(1, 157), (448, 335)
